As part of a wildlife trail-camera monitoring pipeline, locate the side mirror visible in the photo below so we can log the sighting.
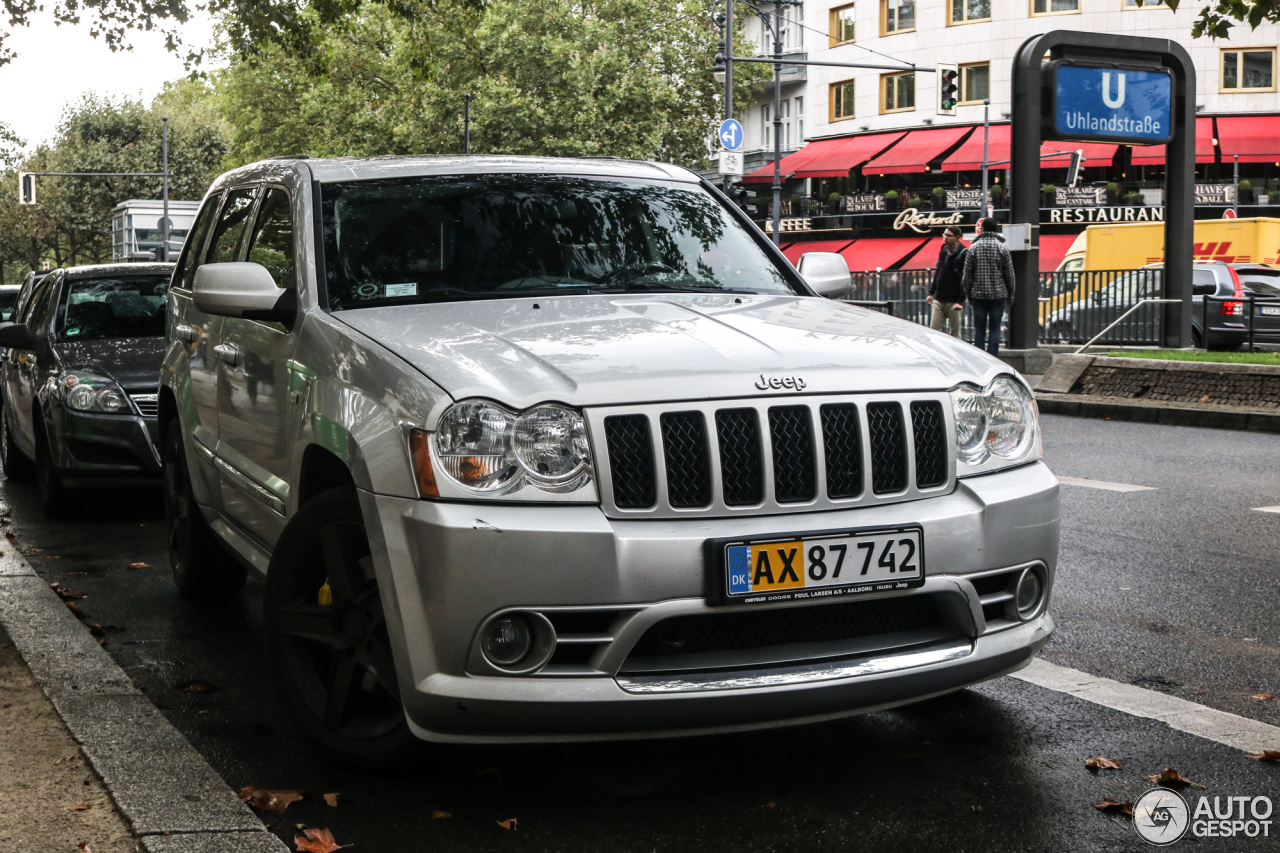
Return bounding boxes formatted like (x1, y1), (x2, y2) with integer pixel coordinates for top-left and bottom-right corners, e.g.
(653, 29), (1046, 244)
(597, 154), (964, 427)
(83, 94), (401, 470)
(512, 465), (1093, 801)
(193, 263), (296, 323)
(0, 322), (38, 351)
(797, 252), (852, 298)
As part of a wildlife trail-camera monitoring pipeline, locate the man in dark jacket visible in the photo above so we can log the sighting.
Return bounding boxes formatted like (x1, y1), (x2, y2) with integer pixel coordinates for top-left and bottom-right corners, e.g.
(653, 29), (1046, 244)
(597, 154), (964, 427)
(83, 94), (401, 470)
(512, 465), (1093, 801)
(927, 225), (966, 337)
(962, 217), (1016, 356)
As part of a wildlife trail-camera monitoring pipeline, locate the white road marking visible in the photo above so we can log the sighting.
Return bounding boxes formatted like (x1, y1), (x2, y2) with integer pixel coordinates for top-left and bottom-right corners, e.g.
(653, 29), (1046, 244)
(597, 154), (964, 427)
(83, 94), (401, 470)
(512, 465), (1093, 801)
(1012, 659), (1280, 753)
(1057, 476), (1155, 493)
(1253, 506), (1280, 514)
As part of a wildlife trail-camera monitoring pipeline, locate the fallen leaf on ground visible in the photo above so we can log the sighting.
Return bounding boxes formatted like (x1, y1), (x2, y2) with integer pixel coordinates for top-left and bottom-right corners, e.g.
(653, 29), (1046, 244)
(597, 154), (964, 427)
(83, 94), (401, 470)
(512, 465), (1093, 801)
(128, 562), (148, 569)
(1086, 757), (1122, 770)
(49, 582), (87, 601)
(1246, 750), (1280, 761)
(4, 531), (15, 543)
(28, 547), (42, 552)
(177, 679), (217, 693)
(1250, 694), (1275, 701)
(323, 793), (338, 808)
(78, 843), (94, 853)
(68, 803), (92, 811)
(66, 602), (87, 619)
(86, 624), (106, 639)
(497, 818), (518, 830)
(430, 810), (451, 820)
(54, 755), (74, 764)
(46, 554), (60, 559)
(238, 786), (304, 812)
(1093, 799), (1134, 816)
(1144, 767), (1204, 788)
(1200, 394), (1211, 403)
(764, 802), (777, 808)
(294, 828), (346, 852)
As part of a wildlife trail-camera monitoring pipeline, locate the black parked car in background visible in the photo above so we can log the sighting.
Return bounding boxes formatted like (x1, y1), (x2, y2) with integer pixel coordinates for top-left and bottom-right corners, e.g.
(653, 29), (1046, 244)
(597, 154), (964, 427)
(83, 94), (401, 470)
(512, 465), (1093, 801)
(0, 263), (173, 514)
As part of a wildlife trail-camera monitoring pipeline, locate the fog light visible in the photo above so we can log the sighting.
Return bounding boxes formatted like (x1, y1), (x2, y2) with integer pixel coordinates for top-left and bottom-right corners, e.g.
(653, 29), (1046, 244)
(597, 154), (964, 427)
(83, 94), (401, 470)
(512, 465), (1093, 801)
(482, 615), (532, 666)
(1015, 568), (1044, 619)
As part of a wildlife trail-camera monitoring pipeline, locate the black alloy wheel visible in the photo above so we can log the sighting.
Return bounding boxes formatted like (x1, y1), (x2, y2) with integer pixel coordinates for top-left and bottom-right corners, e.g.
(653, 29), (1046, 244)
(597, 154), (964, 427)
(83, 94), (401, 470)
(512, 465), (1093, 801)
(0, 405), (31, 480)
(33, 414), (69, 517)
(263, 486), (416, 767)
(162, 420), (247, 599)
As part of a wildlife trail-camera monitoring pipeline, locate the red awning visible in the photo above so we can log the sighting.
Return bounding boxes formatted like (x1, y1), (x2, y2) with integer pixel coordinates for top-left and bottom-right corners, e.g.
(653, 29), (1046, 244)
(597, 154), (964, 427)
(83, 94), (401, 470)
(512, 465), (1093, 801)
(781, 239), (857, 266)
(742, 160), (778, 184)
(900, 237), (945, 270)
(1038, 234), (1078, 272)
(840, 237), (930, 272)
(1214, 115), (1280, 163)
(1130, 116), (1216, 165)
(940, 125), (1117, 171)
(792, 133), (907, 178)
(862, 126), (974, 174)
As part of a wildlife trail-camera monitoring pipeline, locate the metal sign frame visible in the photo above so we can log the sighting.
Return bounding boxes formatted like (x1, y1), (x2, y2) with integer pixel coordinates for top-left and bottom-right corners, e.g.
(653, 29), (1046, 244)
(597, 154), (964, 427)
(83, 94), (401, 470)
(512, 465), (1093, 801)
(1010, 31), (1194, 350)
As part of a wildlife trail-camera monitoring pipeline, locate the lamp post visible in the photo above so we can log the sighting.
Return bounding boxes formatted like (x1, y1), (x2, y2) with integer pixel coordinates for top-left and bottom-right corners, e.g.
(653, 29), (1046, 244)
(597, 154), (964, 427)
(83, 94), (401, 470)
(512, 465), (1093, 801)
(1233, 153), (1239, 216)
(981, 99), (989, 220)
(464, 94), (472, 155)
(161, 116), (170, 262)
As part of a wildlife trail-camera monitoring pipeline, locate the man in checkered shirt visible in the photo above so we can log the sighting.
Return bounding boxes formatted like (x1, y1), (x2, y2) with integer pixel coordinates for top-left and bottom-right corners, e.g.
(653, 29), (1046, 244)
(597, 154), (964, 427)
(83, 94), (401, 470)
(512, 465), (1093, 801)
(962, 217), (1016, 356)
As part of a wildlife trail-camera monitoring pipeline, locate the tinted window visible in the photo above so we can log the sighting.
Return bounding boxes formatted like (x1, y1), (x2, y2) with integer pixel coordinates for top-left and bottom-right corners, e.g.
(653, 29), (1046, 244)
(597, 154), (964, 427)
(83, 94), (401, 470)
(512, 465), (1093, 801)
(58, 276), (171, 341)
(25, 275), (59, 329)
(321, 175), (797, 310)
(177, 196), (221, 290)
(0, 291), (19, 321)
(245, 188), (295, 289)
(1236, 269), (1280, 298)
(207, 189), (258, 265)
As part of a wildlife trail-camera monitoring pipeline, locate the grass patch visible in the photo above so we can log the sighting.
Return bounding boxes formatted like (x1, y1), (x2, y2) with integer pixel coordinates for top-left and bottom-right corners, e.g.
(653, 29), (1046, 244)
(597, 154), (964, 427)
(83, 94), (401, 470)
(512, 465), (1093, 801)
(1102, 350), (1280, 365)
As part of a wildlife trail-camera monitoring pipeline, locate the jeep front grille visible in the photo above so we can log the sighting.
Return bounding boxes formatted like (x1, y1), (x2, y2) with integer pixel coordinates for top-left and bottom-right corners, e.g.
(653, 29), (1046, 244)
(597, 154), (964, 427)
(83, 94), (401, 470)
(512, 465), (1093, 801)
(587, 393), (955, 519)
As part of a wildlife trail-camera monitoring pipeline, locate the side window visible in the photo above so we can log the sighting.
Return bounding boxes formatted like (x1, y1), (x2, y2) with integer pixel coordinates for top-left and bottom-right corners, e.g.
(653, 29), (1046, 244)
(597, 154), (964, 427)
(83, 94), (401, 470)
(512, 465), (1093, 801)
(207, 188), (258, 265)
(176, 195), (222, 290)
(245, 188), (296, 289)
(25, 275), (59, 332)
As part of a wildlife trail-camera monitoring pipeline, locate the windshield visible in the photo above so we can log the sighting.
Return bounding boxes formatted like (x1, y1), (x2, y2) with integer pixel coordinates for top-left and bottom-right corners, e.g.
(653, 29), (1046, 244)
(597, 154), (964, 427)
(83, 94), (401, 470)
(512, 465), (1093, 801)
(321, 174), (796, 309)
(0, 291), (17, 321)
(58, 275), (170, 341)
(1236, 268), (1280, 298)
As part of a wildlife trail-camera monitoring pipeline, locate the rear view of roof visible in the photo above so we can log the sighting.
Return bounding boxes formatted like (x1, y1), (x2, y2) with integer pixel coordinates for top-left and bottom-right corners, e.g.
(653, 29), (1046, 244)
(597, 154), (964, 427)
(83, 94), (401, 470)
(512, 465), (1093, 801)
(63, 263), (174, 280)
(295, 155), (700, 184)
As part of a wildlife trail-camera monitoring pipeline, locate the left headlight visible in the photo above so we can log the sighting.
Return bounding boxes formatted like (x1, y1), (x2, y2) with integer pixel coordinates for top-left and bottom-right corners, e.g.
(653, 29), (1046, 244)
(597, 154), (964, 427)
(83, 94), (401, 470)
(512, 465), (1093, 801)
(949, 375), (1040, 476)
(414, 400), (596, 500)
(61, 372), (129, 414)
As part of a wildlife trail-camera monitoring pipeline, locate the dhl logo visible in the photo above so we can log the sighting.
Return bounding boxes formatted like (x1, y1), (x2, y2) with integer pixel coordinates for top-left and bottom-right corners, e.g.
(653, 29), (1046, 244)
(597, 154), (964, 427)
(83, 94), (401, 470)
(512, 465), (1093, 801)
(1192, 241), (1243, 262)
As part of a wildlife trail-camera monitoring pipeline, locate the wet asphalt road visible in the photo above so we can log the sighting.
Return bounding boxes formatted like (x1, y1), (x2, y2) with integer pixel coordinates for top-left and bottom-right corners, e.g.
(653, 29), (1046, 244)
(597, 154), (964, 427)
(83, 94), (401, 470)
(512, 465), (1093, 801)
(5, 414), (1279, 852)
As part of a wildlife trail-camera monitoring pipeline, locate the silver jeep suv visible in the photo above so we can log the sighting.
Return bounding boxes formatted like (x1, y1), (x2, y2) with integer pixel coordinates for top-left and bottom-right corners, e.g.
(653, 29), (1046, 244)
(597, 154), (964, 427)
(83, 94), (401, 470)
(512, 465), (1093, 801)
(160, 156), (1058, 765)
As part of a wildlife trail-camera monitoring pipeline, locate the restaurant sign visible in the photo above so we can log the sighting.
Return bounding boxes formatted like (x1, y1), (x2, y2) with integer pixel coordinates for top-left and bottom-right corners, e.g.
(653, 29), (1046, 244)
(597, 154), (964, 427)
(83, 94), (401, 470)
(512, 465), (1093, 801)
(945, 188), (986, 209)
(893, 208), (965, 233)
(1055, 186), (1106, 207)
(842, 194), (886, 213)
(1046, 206), (1165, 223)
(1195, 183), (1236, 205)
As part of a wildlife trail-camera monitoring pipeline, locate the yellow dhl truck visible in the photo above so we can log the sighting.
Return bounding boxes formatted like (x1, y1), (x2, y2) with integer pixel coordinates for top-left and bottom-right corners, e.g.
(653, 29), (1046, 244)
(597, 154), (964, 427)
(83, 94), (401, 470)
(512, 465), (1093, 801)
(1057, 217), (1280, 271)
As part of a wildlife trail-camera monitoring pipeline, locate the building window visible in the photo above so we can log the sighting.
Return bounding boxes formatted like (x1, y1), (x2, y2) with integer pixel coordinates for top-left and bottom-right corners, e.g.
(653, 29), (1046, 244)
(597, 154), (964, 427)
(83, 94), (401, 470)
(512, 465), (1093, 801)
(882, 72), (915, 113)
(881, 0), (915, 34)
(829, 3), (856, 45)
(761, 104), (771, 147)
(830, 80), (856, 121)
(781, 99), (792, 148)
(1122, 0), (1166, 7)
(1031, 0), (1079, 15)
(949, 0), (990, 24)
(1221, 48), (1276, 92)
(960, 63), (989, 103)
(783, 3), (804, 51)
(795, 97), (804, 142)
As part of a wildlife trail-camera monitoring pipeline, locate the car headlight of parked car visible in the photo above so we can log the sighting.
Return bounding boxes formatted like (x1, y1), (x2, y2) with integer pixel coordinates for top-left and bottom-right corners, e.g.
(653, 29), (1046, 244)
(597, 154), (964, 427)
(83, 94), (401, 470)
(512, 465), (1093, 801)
(410, 399), (595, 499)
(60, 372), (129, 414)
(950, 375), (1041, 476)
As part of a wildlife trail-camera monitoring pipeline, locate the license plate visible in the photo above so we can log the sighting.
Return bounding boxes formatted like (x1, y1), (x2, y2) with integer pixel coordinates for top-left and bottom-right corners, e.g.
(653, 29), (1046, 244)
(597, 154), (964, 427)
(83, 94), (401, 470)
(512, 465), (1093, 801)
(711, 527), (924, 606)
(1260, 306), (1280, 316)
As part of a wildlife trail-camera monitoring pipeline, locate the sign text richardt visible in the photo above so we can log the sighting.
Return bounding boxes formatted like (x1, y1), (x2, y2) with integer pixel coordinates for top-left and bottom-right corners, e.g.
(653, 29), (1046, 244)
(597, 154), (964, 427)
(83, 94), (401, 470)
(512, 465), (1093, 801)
(1052, 63), (1173, 145)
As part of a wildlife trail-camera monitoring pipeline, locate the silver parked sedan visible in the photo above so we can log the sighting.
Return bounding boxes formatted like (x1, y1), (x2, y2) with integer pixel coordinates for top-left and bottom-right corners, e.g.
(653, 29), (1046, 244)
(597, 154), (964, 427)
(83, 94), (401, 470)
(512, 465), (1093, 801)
(159, 156), (1058, 765)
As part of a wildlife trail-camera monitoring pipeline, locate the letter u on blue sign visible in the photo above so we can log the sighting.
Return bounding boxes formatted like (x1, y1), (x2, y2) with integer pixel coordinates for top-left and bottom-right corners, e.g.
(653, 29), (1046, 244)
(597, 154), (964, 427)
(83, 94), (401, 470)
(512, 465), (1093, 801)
(727, 546), (752, 594)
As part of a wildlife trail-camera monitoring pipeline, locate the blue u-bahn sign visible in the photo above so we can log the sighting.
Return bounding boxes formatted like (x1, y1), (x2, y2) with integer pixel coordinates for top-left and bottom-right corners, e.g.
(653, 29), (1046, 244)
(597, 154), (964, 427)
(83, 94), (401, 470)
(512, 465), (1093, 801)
(1049, 62), (1173, 146)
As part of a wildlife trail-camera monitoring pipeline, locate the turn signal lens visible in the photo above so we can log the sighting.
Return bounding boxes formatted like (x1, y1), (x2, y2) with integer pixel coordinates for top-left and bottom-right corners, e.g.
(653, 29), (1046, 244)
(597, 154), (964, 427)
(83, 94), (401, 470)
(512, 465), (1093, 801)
(409, 430), (439, 498)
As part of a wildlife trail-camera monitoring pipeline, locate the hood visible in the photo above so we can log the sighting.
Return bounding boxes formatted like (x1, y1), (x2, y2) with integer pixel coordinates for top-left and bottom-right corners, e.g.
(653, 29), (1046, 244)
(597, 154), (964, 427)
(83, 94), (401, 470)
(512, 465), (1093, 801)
(336, 294), (1007, 410)
(55, 337), (166, 390)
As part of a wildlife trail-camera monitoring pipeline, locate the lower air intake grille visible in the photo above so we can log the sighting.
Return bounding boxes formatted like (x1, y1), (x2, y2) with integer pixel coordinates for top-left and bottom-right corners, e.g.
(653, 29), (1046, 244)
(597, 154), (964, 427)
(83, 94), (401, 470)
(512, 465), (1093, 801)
(867, 402), (907, 495)
(820, 403), (862, 499)
(627, 595), (942, 659)
(604, 415), (656, 509)
(769, 406), (816, 503)
(660, 411), (711, 508)
(910, 400), (947, 489)
(715, 408), (763, 506)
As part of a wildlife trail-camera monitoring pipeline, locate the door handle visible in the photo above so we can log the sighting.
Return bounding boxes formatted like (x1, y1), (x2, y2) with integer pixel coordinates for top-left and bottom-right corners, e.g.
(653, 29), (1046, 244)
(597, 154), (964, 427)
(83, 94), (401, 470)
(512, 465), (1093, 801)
(175, 324), (198, 343)
(213, 343), (240, 367)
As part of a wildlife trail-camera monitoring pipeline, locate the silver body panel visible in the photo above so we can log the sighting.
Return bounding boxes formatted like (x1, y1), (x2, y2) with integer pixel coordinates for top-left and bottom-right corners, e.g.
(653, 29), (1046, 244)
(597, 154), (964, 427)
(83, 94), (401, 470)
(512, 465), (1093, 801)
(160, 155), (1060, 744)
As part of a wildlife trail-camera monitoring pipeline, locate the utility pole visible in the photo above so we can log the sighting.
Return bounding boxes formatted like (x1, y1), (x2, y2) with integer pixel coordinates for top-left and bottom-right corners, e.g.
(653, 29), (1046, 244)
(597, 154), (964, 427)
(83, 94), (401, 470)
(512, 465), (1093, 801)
(464, 94), (472, 155)
(770, 1), (784, 246)
(981, 99), (990, 219)
(1232, 153), (1239, 217)
(161, 117), (170, 262)
(723, 0), (734, 195)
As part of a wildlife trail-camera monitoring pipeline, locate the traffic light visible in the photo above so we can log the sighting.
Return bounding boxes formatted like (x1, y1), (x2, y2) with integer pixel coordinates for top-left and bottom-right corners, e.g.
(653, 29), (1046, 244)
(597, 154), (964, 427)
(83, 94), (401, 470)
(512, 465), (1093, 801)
(937, 64), (959, 116)
(18, 172), (35, 205)
(1065, 150), (1084, 187)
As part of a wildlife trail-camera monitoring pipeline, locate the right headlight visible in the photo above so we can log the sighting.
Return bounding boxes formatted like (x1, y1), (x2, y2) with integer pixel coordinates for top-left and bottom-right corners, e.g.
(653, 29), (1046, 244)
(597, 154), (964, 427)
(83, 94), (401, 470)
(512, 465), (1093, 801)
(413, 399), (596, 501)
(950, 375), (1040, 476)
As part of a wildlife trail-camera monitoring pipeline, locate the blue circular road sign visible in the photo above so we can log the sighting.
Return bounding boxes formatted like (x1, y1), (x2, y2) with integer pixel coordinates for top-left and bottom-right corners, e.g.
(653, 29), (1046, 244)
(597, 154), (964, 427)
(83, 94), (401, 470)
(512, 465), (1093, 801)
(719, 119), (744, 151)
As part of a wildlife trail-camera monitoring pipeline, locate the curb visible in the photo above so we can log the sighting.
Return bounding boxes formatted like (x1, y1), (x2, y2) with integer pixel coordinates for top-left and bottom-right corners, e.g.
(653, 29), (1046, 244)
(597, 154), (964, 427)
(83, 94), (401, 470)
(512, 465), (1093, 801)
(1036, 392), (1280, 432)
(0, 547), (288, 852)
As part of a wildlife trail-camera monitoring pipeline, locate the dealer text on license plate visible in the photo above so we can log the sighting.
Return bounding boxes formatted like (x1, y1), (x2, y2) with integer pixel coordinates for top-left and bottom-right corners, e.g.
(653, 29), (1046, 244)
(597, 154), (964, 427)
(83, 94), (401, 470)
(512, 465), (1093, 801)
(724, 528), (923, 604)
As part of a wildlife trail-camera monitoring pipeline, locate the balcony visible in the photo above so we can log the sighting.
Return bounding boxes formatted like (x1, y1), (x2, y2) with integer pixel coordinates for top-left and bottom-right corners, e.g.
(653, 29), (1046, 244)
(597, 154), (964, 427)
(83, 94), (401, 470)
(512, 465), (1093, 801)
(757, 52), (807, 91)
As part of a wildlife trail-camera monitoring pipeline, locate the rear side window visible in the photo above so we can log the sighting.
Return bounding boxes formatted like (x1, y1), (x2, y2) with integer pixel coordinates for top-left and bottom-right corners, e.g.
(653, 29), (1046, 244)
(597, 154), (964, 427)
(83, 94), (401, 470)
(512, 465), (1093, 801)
(245, 188), (296, 289)
(176, 196), (221, 290)
(207, 188), (258, 265)
(25, 275), (59, 330)
(1237, 269), (1280, 298)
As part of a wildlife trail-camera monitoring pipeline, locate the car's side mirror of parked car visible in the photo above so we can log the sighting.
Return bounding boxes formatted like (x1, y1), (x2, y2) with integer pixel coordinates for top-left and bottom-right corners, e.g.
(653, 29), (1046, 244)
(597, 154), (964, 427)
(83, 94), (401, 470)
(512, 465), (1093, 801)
(797, 252), (852, 298)
(193, 263), (296, 324)
(0, 322), (38, 351)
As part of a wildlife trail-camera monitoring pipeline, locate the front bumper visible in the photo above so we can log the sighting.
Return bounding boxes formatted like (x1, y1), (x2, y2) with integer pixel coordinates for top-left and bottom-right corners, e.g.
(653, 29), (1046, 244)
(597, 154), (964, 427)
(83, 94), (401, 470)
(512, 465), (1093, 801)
(49, 406), (162, 487)
(362, 461), (1060, 743)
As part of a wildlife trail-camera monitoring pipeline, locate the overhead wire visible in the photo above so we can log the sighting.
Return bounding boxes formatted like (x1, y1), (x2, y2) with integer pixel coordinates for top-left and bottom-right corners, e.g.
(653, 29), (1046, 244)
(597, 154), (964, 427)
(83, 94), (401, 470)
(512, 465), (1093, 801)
(731, 0), (916, 70)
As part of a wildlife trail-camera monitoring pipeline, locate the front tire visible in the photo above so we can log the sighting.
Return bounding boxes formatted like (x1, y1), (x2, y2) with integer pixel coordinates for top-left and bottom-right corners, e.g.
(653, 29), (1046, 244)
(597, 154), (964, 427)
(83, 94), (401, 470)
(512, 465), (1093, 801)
(263, 485), (416, 768)
(162, 420), (247, 599)
(33, 414), (69, 517)
(1, 405), (32, 480)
